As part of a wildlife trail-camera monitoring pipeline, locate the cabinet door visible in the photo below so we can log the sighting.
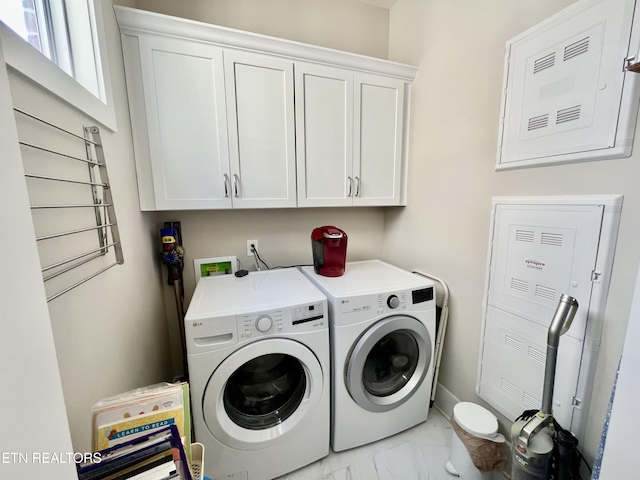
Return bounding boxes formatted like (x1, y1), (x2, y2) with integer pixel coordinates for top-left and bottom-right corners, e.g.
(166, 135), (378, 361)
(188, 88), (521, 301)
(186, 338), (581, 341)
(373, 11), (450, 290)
(138, 35), (231, 210)
(295, 63), (354, 207)
(224, 51), (297, 208)
(354, 73), (404, 206)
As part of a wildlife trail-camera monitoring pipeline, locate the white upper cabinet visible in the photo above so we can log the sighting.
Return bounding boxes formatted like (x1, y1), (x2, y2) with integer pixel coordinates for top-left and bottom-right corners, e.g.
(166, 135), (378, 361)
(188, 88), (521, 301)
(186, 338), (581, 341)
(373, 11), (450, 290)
(225, 51), (297, 208)
(296, 63), (354, 207)
(296, 66), (405, 207)
(354, 73), (405, 206)
(122, 33), (231, 210)
(115, 6), (416, 210)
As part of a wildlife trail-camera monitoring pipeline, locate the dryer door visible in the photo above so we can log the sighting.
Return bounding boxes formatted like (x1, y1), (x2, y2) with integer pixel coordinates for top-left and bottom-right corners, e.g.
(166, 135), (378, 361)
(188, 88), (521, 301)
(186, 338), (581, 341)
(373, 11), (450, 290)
(202, 338), (324, 450)
(346, 315), (432, 412)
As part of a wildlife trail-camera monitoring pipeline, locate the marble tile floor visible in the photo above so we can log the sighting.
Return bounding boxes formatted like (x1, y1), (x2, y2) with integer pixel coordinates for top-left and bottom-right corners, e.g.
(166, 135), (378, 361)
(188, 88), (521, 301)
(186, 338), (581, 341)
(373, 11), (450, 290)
(275, 407), (493, 480)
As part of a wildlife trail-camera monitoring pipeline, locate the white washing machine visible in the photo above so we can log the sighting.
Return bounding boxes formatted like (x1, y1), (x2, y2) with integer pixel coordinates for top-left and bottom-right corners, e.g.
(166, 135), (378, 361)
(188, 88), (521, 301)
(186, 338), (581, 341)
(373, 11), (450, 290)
(184, 268), (330, 480)
(302, 259), (436, 452)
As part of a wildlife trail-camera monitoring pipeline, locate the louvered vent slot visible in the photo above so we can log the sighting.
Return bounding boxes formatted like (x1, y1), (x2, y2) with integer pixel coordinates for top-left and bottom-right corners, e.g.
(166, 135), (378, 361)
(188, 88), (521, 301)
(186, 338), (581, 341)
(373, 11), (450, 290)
(505, 335), (523, 352)
(511, 278), (529, 292)
(557, 105), (581, 124)
(516, 229), (535, 242)
(535, 284), (556, 300)
(528, 114), (549, 131)
(564, 37), (589, 61)
(528, 346), (546, 365)
(541, 232), (563, 246)
(523, 391), (541, 409)
(534, 52), (556, 73)
(501, 378), (518, 397)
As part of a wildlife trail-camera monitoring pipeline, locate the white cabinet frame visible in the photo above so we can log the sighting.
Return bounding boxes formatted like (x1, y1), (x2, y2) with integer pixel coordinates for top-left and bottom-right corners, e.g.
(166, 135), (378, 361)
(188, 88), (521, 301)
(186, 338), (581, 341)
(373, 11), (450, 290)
(115, 6), (417, 211)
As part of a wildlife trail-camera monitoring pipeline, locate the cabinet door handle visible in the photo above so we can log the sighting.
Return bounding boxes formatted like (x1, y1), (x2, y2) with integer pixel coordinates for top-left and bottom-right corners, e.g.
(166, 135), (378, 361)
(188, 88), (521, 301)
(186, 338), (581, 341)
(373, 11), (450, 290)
(355, 176), (361, 197)
(347, 176), (353, 197)
(223, 174), (230, 197)
(233, 174), (240, 198)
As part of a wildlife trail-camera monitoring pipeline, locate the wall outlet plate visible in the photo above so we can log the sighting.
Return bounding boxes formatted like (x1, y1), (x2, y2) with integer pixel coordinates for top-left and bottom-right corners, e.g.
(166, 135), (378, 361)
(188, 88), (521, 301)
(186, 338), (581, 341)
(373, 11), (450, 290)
(247, 239), (258, 256)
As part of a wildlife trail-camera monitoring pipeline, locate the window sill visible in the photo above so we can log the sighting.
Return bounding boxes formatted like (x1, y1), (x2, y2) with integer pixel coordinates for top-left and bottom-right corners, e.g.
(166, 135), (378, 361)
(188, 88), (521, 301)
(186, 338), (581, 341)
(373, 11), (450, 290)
(0, 7), (117, 132)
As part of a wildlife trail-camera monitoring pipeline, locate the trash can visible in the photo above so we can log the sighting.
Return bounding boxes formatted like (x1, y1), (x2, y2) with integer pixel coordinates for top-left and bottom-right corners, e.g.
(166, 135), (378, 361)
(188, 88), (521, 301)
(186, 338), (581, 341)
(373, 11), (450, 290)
(445, 402), (508, 479)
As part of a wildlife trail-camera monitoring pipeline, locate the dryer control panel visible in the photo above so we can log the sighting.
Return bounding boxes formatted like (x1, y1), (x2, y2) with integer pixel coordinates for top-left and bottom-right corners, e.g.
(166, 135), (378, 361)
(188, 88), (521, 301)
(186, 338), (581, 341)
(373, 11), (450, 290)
(334, 287), (434, 326)
(239, 302), (326, 340)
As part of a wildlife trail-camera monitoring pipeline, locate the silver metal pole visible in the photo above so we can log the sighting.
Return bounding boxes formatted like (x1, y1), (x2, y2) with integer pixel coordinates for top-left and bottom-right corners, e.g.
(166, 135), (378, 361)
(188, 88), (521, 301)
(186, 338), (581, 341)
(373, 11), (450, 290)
(541, 295), (578, 414)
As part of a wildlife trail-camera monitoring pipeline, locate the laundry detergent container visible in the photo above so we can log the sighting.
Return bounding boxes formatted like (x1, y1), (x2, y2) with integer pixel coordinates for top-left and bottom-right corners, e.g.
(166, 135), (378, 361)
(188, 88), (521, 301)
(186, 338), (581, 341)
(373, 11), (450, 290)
(445, 402), (508, 480)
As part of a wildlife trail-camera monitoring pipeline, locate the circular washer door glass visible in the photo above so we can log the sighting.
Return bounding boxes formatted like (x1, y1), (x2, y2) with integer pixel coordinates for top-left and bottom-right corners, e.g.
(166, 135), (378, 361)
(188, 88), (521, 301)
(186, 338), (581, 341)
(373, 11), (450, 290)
(223, 353), (306, 430)
(362, 330), (419, 397)
(346, 315), (431, 412)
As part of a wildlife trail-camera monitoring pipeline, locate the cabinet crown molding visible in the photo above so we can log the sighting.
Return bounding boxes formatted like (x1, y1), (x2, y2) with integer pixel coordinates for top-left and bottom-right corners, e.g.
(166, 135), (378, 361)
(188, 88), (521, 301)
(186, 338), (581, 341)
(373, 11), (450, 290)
(114, 5), (417, 81)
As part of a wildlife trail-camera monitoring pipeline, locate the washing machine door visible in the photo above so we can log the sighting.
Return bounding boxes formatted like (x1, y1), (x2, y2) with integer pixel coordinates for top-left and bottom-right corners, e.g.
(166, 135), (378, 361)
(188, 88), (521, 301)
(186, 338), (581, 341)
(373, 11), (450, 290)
(202, 338), (324, 450)
(345, 315), (432, 412)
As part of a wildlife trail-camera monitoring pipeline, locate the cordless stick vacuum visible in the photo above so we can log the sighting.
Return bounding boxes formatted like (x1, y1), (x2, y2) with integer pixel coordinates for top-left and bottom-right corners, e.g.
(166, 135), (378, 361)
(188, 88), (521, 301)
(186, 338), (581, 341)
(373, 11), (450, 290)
(511, 295), (579, 480)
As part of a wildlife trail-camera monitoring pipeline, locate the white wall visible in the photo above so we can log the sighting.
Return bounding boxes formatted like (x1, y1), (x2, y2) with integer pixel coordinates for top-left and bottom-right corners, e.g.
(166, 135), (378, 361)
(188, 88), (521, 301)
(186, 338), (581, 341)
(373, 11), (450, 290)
(387, 0), (640, 465)
(0, 35), (77, 480)
(5, 0), (172, 453)
(132, 0), (390, 59)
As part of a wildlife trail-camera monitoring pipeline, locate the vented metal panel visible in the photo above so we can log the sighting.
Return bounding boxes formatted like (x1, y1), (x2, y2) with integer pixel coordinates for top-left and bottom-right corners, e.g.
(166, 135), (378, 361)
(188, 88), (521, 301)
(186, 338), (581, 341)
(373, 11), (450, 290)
(501, 378), (518, 397)
(515, 229), (535, 242)
(528, 346), (546, 365)
(541, 232), (564, 246)
(523, 391), (541, 409)
(480, 305), (585, 427)
(535, 284), (557, 300)
(511, 278), (529, 292)
(505, 335), (522, 351)
(497, 0), (638, 169)
(478, 201), (605, 428)
(534, 53), (555, 73)
(556, 105), (581, 124)
(564, 37), (590, 61)
(528, 114), (549, 131)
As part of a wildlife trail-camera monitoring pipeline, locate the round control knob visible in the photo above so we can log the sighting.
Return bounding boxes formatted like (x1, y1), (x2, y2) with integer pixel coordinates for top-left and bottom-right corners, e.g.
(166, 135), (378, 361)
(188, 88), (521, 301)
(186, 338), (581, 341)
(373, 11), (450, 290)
(255, 315), (273, 332)
(387, 295), (400, 309)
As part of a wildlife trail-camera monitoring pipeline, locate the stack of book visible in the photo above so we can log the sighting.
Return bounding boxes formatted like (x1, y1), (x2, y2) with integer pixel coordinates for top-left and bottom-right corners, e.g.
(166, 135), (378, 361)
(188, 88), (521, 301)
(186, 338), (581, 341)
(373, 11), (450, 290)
(91, 383), (191, 461)
(77, 424), (192, 480)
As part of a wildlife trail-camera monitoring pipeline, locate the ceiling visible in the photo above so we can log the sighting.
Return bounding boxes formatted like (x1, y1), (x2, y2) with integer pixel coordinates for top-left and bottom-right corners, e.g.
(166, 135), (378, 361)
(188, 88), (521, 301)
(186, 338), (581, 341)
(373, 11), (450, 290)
(356, 0), (399, 9)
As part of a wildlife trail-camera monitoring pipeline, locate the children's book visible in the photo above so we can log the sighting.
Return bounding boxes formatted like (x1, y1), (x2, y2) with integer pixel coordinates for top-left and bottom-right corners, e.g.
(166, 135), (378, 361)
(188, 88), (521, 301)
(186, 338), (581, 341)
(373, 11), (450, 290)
(92, 382), (192, 462)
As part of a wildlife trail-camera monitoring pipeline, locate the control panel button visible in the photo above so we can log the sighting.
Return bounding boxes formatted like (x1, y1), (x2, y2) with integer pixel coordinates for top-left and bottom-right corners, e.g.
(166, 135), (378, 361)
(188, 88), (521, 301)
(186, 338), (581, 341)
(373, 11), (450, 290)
(387, 295), (400, 309)
(256, 315), (273, 332)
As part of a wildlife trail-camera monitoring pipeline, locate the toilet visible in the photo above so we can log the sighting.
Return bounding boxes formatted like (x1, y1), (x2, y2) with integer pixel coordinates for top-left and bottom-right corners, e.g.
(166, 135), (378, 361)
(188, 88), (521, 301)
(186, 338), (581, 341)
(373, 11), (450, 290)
(446, 402), (506, 480)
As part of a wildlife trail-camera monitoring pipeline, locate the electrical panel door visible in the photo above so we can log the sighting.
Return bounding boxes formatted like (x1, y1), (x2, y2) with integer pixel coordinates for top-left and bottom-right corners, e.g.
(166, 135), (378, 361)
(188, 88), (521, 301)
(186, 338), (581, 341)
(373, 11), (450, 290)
(488, 205), (604, 340)
(497, 0), (640, 169)
(478, 201), (605, 431)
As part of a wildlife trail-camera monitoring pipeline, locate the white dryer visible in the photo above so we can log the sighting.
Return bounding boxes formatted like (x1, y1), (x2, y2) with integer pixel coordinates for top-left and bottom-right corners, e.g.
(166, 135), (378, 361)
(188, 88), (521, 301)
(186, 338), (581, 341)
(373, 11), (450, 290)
(302, 260), (436, 452)
(184, 268), (330, 480)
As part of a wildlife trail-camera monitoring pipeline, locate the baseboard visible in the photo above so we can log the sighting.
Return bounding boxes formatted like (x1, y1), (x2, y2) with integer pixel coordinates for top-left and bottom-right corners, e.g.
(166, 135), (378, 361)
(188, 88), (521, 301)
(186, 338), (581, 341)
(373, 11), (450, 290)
(433, 382), (459, 420)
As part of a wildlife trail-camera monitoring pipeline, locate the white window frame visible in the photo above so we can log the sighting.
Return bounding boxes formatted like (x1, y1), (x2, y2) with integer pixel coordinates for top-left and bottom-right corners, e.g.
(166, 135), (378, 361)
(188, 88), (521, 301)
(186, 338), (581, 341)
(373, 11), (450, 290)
(0, 0), (116, 131)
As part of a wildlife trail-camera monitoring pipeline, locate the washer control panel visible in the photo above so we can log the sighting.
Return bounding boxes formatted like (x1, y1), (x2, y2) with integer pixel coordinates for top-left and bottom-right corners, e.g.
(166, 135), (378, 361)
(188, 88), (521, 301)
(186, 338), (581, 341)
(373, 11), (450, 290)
(239, 302), (326, 340)
(378, 291), (410, 312)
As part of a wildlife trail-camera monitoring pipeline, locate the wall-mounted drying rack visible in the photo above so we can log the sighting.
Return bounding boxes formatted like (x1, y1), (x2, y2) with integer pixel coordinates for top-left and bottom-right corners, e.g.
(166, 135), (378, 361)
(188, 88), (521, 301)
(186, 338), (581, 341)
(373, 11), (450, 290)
(15, 108), (124, 302)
